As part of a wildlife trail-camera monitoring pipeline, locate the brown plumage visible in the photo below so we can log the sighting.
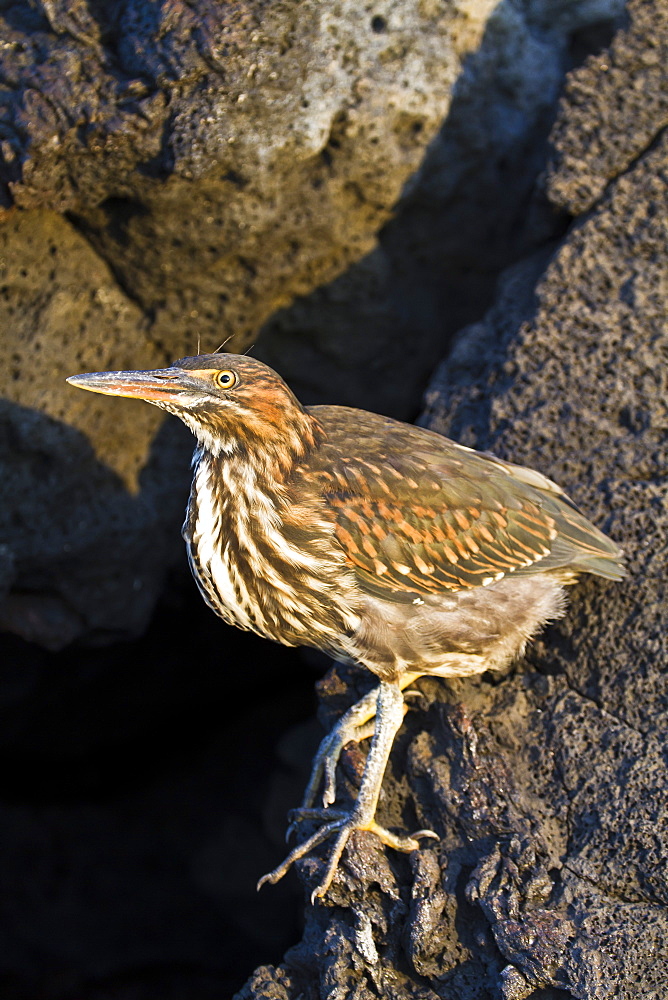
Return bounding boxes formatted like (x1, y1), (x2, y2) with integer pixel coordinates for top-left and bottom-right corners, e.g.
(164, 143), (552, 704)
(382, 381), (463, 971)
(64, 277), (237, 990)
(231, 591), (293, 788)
(67, 353), (625, 900)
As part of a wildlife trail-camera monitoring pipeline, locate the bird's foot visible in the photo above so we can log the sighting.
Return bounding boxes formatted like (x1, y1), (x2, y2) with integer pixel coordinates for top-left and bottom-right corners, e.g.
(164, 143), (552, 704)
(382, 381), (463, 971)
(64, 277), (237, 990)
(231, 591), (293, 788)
(257, 808), (438, 902)
(260, 680), (435, 901)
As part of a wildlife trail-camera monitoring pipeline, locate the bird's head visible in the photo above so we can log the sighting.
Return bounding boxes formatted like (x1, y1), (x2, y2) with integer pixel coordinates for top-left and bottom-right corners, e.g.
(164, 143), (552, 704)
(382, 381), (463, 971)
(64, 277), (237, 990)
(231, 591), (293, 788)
(67, 353), (322, 465)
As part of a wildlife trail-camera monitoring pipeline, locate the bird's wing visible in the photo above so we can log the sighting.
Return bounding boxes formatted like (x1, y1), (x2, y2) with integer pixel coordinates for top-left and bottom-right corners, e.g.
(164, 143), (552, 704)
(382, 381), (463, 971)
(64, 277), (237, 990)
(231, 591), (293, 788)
(308, 406), (624, 597)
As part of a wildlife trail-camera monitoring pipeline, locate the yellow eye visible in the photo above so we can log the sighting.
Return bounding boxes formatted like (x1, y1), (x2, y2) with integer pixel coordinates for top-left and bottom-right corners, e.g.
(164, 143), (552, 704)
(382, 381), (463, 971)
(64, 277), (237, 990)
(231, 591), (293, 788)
(215, 370), (238, 390)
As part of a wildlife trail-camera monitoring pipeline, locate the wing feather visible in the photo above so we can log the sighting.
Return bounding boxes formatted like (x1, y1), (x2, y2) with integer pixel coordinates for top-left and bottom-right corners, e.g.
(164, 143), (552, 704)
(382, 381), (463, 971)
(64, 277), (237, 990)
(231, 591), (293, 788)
(305, 405), (625, 597)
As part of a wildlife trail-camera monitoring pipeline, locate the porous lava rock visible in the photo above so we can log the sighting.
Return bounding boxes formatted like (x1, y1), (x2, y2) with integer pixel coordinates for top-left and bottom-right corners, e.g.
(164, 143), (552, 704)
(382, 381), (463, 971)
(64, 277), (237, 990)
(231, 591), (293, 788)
(547, 0), (668, 214)
(0, 210), (189, 649)
(255, 0), (626, 417)
(238, 0), (668, 996)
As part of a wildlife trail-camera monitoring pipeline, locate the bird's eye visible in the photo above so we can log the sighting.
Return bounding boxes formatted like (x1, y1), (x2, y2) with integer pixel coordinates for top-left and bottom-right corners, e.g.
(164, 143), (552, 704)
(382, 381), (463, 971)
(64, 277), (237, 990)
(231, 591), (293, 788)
(215, 370), (238, 390)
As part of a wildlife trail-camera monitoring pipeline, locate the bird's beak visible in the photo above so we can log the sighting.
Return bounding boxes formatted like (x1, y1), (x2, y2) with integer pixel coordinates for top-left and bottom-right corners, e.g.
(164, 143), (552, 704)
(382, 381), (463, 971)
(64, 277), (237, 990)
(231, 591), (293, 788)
(66, 368), (190, 403)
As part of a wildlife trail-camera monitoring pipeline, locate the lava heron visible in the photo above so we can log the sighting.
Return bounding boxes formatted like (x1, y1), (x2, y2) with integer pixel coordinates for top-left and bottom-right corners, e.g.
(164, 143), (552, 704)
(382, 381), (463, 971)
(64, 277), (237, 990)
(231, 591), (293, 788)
(68, 353), (625, 900)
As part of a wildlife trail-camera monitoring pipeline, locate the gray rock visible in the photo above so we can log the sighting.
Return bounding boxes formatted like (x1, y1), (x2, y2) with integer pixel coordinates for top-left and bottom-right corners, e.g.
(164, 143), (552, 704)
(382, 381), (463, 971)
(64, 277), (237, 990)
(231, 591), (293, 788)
(255, 0), (625, 417)
(0, 0), (499, 342)
(547, 0), (668, 213)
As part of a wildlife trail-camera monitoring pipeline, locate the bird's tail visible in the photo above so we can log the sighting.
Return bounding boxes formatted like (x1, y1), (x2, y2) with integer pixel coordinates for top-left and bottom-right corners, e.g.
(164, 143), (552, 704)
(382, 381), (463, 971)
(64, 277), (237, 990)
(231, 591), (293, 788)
(543, 501), (626, 581)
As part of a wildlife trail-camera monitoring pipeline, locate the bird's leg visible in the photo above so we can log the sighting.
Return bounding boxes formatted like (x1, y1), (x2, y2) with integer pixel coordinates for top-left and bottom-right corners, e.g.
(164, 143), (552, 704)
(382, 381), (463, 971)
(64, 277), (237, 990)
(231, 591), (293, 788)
(300, 669), (424, 810)
(300, 687), (378, 811)
(257, 679), (437, 901)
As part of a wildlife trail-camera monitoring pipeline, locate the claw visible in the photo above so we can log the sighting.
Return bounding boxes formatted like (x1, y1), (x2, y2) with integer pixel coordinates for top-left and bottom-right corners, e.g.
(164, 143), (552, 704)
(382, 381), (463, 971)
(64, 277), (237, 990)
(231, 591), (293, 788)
(411, 828), (439, 842)
(323, 756), (337, 807)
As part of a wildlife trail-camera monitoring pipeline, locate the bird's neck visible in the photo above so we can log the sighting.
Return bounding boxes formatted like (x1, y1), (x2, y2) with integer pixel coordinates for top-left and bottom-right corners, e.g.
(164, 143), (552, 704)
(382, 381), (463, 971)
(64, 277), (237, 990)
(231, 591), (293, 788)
(191, 411), (323, 522)
(184, 416), (360, 649)
(190, 409), (323, 480)
(190, 448), (276, 550)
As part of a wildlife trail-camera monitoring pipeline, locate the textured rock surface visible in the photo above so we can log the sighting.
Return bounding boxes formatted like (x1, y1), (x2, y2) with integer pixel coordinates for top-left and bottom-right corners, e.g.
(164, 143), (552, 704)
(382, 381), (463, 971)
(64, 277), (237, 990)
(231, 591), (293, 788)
(0, 211), (164, 486)
(255, 0), (625, 416)
(0, 0), (496, 343)
(238, 1), (668, 996)
(547, 0), (668, 213)
(0, 208), (195, 648)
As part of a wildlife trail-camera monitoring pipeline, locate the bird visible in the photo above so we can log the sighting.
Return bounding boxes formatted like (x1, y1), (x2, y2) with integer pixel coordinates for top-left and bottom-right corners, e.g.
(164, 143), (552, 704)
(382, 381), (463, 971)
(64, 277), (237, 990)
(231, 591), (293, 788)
(67, 353), (625, 901)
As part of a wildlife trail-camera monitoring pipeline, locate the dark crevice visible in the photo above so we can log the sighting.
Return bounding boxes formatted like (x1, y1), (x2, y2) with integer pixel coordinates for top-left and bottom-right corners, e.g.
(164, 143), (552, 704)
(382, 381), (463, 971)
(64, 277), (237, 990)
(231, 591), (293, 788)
(65, 207), (156, 322)
(560, 673), (647, 738)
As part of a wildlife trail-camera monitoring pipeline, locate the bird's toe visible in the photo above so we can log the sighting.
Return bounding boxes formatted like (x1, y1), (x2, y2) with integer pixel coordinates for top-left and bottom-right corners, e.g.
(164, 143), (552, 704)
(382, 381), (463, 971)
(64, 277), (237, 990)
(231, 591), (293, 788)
(365, 819), (439, 852)
(260, 810), (437, 900)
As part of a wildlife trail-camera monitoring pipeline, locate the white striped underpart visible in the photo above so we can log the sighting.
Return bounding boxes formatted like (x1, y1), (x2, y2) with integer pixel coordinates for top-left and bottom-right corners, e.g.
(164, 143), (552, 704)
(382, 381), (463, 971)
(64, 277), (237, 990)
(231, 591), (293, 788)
(183, 448), (362, 648)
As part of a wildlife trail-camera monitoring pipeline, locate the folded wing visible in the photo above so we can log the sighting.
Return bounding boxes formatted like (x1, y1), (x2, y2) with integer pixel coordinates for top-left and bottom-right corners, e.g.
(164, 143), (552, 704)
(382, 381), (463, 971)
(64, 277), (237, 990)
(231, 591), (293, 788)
(310, 407), (625, 599)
